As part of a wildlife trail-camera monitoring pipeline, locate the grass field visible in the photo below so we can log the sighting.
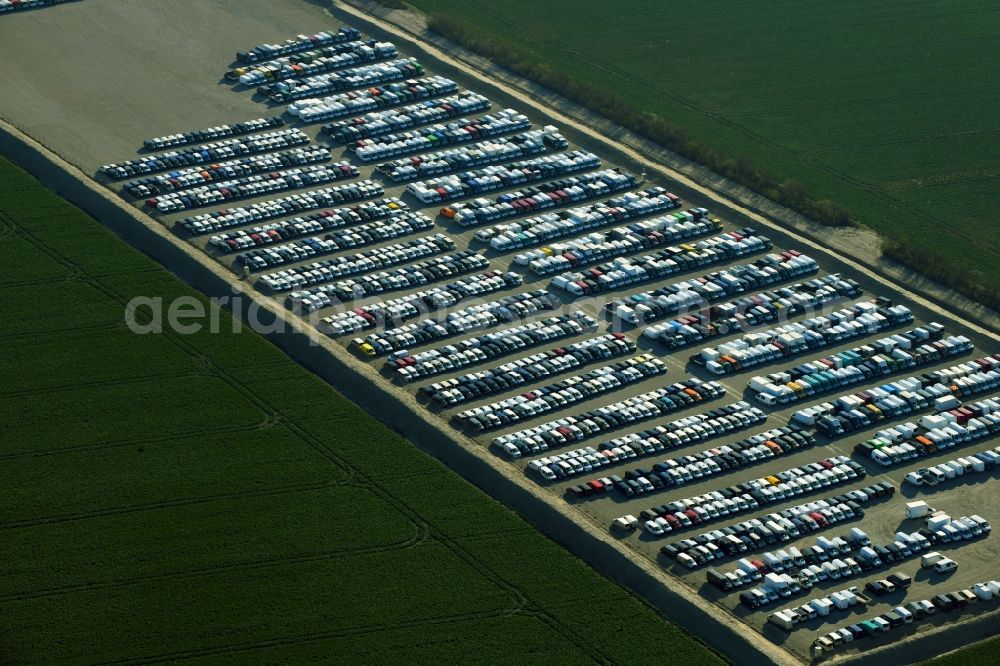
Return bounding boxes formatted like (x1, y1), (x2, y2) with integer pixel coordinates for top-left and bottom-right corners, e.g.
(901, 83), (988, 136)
(0, 156), (721, 664)
(406, 0), (1000, 297)
(925, 636), (1000, 666)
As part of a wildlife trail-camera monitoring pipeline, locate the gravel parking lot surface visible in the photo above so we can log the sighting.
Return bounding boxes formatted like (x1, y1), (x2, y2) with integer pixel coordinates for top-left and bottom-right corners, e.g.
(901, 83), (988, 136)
(1, 1), (997, 662)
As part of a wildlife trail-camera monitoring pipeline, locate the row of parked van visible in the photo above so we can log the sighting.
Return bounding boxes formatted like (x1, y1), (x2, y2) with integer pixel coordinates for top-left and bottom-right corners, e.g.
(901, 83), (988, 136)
(421, 334), (635, 407)
(619, 267), (842, 338)
(146, 163), (358, 213)
(406, 151), (601, 205)
(672, 285), (869, 354)
(101, 128), (310, 180)
(350, 290), (560, 356)
(124, 146), (331, 199)
(456, 355), (666, 432)
(607, 427), (815, 499)
(491, 379), (726, 458)
(141, 116), (284, 151)
(904, 446), (1000, 485)
(731, 531), (876, 599)
(235, 27), (361, 64)
(791, 355), (1000, 436)
(259, 58), (425, 103)
(233, 41), (398, 87)
(727, 529), (875, 588)
(740, 540), (920, 610)
(0, 0), (77, 11)
(528, 402), (766, 481)
(699, 301), (914, 375)
(474, 188), (683, 251)
(516, 210), (717, 276)
(391, 312), (598, 381)
(770, 585), (870, 632)
(258, 233), (455, 291)
(633, 456), (867, 537)
(663, 490), (883, 570)
(352, 107), (529, 162)
(315, 268), (516, 332)
(748, 330), (973, 407)
(442, 169), (640, 227)
(179, 180), (384, 235)
(551, 230), (774, 297)
(324, 92), (491, 143)
(234, 211), (432, 271)
(860, 399), (1000, 467)
(812, 580), (999, 655)
(377, 127), (567, 183)
(230, 38), (392, 82)
(209, 199), (406, 252)
(288, 76), (459, 124)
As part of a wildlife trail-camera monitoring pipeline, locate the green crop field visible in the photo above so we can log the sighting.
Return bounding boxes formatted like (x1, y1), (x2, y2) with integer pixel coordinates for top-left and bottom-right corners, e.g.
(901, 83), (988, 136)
(0, 156), (721, 664)
(407, 0), (1000, 296)
(925, 636), (1000, 666)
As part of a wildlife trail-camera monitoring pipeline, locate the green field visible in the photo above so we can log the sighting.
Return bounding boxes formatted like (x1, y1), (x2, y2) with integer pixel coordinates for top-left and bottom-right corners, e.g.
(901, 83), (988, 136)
(0, 156), (721, 664)
(925, 636), (1000, 666)
(407, 0), (1000, 297)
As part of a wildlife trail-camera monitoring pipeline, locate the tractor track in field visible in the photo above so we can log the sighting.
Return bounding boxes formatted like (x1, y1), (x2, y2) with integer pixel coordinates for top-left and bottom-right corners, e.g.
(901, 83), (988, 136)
(0, 519), (430, 603)
(91, 606), (530, 666)
(0, 476), (358, 530)
(0, 370), (213, 399)
(0, 422), (270, 461)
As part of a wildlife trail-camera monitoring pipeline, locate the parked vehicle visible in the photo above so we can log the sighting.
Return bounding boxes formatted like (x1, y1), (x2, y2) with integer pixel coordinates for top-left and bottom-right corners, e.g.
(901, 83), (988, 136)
(631, 456), (866, 537)
(703, 301), (914, 377)
(324, 92), (491, 143)
(589, 425), (814, 497)
(493, 380), (726, 458)
(475, 188), (683, 251)
(236, 211), (433, 274)
(100, 128), (311, 180)
(423, 333), (635, 406)
(407, 151), (601, 205)
(208, 198), (407, 252)
(179, 180), (384, 235)
(232, 40), (397, 88)
(530, 402), (767, 478)
(550, 229), (773, 296)
(352, 108), (530, 162)
(145, 163), (359, 213)
(288, 76), (459, 124)
(749, 327), (972, 406)
(379, 312), (598, 378)
(124, 146), (332, 199)
(376, 127), (567, 183)
(258, 233), (455, 292)
(442, 169), (640, 227)
(235, 27), (361, 64)
(456, 355), (666, 431)
(790, 355), (1000, 437)
(141, 116), (284, 151)
(314, 268), (516, 328)
(351, 290), (562, 355)
(259, 58), (425, 103)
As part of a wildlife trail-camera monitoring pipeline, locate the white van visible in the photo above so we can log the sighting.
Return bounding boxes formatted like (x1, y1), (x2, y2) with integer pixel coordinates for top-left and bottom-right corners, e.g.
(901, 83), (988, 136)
(934, 557), (958, 573)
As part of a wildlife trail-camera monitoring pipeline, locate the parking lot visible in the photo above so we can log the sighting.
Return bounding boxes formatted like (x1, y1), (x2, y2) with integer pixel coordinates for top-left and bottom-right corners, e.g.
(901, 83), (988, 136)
(1, 1), (997, 661)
